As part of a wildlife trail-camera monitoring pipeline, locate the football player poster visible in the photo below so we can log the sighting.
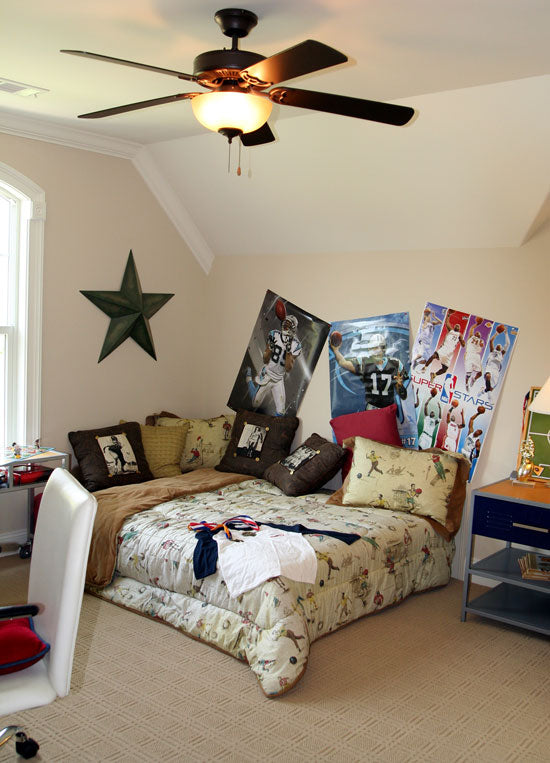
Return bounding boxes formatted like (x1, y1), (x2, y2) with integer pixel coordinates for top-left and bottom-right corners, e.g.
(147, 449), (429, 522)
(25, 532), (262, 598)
(329, 313), (418, 448)
(411, 301), (519, 479)
(227, 290), (330, 417)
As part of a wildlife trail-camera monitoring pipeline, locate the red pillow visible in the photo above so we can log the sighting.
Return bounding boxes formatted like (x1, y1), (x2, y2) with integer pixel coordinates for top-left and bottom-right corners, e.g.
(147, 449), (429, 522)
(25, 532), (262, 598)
(330, 404), (402, 478)
(0, 617), (50, 675)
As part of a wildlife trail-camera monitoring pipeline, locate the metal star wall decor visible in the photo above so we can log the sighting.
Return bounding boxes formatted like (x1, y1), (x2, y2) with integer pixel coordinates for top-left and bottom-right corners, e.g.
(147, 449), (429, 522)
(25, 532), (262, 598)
(80, 250), (174, 362)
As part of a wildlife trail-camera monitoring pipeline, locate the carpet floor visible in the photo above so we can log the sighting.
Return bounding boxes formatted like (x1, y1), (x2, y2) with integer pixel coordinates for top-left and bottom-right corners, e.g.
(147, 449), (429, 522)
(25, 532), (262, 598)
(1, 554), (549, 762)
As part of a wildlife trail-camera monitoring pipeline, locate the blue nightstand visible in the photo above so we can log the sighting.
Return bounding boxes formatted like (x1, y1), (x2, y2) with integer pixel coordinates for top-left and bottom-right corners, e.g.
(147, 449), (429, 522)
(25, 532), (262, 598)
(461, 478), (550, 635)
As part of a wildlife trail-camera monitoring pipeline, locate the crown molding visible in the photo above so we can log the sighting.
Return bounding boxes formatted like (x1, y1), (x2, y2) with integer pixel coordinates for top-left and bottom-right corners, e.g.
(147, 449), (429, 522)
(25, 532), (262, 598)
(0, 109), (215, 272)
(133, 147), (214, 275)
(0, 109), (141, 159)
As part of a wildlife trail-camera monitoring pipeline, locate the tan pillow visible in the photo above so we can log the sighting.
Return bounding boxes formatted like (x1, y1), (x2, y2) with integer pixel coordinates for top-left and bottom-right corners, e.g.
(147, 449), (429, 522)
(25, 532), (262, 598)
(328, 436), (469, 538)
(119, 419), (187, 479)
(138, 423), (188, 478)
(157, 414), (235, 471)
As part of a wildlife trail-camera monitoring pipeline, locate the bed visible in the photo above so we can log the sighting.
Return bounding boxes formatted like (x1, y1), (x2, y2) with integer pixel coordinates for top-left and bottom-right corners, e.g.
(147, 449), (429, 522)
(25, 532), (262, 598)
(86, 467), (460, 697)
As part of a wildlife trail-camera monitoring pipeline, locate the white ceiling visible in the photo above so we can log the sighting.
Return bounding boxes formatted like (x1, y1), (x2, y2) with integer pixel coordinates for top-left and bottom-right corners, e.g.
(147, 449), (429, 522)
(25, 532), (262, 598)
(2, 0), (550, 268)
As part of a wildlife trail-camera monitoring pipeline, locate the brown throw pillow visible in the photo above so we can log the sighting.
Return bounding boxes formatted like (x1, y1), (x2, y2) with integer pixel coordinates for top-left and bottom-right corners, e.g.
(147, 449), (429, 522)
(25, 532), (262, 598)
(263, 433), (346, 496)
(144, 410), (180, 426)
(215, 410), (299, 478)
(68, 422), (153, 492)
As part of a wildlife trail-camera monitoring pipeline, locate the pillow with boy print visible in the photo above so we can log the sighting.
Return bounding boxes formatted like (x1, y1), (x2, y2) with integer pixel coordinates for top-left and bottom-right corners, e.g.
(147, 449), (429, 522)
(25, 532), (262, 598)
(263, 433), (347, 496)
(215, 409), (299, 478)
(327, 436), (469, 539)
(68, 422), (153, 492)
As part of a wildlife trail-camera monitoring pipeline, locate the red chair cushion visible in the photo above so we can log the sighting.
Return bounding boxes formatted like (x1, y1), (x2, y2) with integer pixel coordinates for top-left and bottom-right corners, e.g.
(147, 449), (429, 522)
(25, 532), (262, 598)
(0, 617), (50, 675)
(330, 404), (402, 479)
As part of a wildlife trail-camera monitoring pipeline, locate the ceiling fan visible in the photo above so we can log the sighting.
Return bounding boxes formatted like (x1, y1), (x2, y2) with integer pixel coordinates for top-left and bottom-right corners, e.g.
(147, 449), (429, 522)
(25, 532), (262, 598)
(61, 7), (416, 146)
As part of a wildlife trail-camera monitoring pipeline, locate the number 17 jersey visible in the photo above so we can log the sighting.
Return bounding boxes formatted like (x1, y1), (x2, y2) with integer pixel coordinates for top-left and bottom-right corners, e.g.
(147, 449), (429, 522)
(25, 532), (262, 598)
(352, 356), (403, 409)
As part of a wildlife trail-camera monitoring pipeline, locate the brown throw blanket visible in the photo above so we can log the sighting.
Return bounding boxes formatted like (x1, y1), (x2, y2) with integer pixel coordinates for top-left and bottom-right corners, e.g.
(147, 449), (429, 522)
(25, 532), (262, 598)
(86, 468), (254, 588)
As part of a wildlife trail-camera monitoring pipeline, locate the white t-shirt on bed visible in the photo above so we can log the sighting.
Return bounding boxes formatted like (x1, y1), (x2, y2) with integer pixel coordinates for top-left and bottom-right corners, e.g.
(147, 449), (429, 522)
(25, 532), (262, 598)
(215, 526), (317, 598)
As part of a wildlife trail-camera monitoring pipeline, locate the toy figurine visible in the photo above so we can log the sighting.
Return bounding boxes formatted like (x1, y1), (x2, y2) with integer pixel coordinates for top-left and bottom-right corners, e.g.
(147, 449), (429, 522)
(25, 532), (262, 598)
(517, 437), (535, 482)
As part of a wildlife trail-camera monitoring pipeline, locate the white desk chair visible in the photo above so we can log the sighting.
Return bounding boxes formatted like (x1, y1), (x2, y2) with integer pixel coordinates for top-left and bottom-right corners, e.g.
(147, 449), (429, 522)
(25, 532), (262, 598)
(0, 468), (97, 756)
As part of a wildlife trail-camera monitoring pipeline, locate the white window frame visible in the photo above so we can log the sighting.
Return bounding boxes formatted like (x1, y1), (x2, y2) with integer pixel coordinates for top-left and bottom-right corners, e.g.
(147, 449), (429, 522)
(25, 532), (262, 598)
(0, 162), (45, 448)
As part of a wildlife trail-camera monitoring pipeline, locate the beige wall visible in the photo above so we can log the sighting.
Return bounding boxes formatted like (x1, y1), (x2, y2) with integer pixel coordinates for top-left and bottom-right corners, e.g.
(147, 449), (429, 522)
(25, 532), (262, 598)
(203, 228), (550, 573)
(0, 133), (206, 535)
(205, 236), (549, 487)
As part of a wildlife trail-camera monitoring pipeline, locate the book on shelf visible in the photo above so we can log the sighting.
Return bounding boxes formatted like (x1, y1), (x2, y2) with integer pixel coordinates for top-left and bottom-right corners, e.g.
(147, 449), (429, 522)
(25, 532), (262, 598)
(518, 552), (550, 581)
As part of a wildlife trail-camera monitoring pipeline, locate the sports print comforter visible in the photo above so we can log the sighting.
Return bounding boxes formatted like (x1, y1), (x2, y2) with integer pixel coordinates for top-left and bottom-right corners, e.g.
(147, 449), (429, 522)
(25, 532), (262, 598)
(90, 475), (454, 697)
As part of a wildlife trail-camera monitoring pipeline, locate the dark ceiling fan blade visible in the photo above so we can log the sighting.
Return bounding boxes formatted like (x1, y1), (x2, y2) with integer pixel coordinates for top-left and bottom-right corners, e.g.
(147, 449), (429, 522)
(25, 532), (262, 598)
(60, 50), (196, 82)
(240, 123), (275, 146)
(241, 40), (347, 88)
(268, 87), (415, 126)
(78, 92), (198, 119)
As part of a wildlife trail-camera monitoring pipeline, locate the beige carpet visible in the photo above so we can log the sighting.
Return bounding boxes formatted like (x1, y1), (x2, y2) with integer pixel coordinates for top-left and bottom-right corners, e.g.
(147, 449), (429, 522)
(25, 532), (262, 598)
(1, 554), (549, 763)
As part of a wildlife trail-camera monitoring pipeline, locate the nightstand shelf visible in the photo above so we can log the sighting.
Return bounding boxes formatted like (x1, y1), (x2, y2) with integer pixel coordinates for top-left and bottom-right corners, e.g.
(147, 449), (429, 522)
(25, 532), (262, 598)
(465, 583), (550, 635)
(461, 478), (550, 636)
(470, 547), (550, 592)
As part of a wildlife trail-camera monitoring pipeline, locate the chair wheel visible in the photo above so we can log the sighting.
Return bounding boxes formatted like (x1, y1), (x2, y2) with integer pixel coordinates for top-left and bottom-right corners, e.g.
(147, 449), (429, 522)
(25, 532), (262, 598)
(15, 733), (39, 758)
(19, 543), (32, 559)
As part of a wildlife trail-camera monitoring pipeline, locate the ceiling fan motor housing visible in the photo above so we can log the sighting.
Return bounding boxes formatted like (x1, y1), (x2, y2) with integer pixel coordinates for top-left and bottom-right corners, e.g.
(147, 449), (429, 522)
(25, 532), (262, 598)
(193, 49), (265, 86)
(197, 9), (264, 87)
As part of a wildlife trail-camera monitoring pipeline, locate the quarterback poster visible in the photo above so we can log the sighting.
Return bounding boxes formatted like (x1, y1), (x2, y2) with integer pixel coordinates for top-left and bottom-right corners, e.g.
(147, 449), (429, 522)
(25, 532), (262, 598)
(329, 313), (418, 448)
(411, 302), (519, 479)
(227, 290), (330, 417)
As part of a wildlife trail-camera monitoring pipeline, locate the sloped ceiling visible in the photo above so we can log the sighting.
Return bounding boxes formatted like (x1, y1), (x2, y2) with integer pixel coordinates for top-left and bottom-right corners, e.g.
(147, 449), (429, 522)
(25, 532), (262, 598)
(2, 1), (549, 272)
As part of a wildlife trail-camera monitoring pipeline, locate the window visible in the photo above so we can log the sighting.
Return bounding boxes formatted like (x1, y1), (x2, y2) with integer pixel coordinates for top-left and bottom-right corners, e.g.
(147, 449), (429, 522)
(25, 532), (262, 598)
(0, 163), (45, 453)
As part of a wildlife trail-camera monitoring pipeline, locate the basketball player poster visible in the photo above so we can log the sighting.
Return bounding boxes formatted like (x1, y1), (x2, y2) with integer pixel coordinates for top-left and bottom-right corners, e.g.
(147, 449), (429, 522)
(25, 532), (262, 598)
(328, 313), (418, 448)
(411, 301), (519, 479)
(227, 290), (330, 417)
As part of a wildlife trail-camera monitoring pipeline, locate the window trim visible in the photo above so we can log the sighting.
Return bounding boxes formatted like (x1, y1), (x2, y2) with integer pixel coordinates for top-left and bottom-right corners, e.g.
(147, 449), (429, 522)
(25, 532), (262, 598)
(0, 162), (45, 445)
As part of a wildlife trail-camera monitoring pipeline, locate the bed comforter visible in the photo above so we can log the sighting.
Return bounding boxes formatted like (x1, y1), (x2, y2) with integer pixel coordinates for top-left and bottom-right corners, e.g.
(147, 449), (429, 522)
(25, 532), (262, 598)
(88, 469), (454, 696)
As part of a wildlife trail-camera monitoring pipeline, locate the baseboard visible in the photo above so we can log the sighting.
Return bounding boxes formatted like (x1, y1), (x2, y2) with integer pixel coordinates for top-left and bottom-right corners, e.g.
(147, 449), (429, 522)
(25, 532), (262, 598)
(450, 570), (497, 589)
(0, 529), (27, 556)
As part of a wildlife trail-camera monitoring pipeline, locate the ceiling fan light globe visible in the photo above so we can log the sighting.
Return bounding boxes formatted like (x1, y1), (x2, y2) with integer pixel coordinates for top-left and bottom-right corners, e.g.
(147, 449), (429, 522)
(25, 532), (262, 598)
(191, 91), (272, 135)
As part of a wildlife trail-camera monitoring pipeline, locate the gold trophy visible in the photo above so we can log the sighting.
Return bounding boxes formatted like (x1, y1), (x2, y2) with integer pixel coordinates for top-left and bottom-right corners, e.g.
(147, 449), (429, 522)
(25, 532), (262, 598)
(516, 437), (535, 483)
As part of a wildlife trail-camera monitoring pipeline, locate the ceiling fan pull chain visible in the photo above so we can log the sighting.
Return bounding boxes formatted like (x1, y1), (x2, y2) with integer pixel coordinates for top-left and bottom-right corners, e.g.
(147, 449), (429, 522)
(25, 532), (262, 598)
(227, 140), (231, 173)
(237, 138), (242, 176)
